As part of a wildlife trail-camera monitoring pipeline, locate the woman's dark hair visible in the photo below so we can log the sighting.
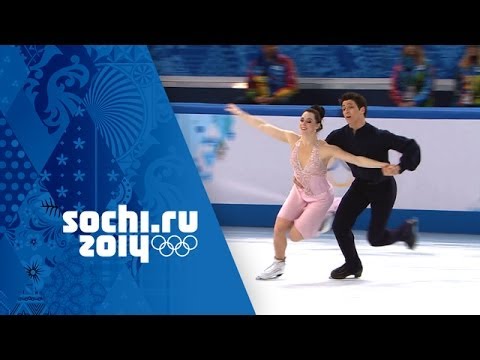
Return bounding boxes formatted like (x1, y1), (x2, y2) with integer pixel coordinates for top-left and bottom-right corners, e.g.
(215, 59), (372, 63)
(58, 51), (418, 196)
(305, 105), (325, 132)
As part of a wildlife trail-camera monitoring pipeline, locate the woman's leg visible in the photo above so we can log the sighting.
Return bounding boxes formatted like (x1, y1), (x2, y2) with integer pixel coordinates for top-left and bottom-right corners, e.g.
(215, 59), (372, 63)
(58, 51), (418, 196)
(256, 187), (303, 280)
(273, 217), (295, 260)
(292, 191), (334, 240)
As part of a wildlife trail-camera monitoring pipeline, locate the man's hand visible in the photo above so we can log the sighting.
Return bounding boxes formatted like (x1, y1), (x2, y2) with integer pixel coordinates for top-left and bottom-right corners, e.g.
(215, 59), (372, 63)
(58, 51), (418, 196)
(293, 176), (304, 189)
(382, 164), (400, 176)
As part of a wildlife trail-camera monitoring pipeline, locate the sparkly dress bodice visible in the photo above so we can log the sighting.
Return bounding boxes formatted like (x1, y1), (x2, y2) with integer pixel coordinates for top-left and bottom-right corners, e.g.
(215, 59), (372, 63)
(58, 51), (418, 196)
(291, 139), (331, 197)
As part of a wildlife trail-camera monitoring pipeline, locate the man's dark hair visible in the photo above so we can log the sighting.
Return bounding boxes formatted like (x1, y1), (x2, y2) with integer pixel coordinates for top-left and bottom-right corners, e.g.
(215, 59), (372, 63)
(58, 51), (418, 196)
(339, 92), (368, 117)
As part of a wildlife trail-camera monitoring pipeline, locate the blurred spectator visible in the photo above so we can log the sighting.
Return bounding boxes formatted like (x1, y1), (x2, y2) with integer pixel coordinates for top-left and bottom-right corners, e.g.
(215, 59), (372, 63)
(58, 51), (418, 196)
(241, 45), (299, 105)
(453, 45), (480, 106)
(389, 45), (435, 107)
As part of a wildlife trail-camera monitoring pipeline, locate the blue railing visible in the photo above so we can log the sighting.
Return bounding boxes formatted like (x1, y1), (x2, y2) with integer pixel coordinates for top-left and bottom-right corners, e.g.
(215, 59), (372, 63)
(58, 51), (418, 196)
(172, 103), (480, 120)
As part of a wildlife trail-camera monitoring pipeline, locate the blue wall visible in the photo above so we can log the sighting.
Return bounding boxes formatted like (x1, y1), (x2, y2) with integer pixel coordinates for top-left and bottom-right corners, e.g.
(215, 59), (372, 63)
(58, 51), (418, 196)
(149, 45), (466, 79)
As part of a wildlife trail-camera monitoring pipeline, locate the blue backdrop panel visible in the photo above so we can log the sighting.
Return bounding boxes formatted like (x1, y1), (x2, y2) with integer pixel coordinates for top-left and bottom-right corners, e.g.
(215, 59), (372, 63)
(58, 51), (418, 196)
(0, 45), (253, 315)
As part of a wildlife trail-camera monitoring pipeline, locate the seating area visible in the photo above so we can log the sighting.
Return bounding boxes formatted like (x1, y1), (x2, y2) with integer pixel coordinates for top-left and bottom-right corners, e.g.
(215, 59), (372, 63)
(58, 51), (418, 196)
(148, 45), (464, 78)
(149, 45), (467, 106)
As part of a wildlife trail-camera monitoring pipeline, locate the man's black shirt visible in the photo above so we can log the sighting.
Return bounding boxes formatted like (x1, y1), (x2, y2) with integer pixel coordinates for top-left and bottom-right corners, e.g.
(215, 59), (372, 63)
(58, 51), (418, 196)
(325, 122), (421, 184)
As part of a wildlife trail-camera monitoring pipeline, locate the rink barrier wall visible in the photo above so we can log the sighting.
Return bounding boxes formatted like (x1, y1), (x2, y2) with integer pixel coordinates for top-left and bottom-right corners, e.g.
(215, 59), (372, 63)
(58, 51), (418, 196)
(172, 103), (480, 235)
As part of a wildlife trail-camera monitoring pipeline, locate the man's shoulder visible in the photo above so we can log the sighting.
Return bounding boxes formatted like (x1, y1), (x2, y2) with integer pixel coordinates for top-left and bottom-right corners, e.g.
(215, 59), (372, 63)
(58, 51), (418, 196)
(326, 126), (347, 141)
(365, 122), (386, 133)
(329, 125), (348, 135)
(372, 125), (394, 136)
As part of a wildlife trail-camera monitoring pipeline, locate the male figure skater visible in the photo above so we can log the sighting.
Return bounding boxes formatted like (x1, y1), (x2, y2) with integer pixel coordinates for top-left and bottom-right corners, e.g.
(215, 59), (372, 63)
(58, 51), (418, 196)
(326, 92), (421, 279)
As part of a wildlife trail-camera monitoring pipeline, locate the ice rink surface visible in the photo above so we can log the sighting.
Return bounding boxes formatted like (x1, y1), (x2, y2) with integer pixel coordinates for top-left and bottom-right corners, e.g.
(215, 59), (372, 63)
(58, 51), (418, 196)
(224, 226), (480, 315)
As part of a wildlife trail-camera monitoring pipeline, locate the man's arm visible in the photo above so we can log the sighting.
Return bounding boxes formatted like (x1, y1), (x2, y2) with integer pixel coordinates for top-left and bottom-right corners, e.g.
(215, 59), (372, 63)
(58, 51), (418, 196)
(384, 130), (421, 173)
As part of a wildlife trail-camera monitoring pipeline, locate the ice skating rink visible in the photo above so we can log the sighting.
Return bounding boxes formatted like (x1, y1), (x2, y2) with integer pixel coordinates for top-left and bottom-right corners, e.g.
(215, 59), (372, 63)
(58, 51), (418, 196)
(224, 226), (480, 315)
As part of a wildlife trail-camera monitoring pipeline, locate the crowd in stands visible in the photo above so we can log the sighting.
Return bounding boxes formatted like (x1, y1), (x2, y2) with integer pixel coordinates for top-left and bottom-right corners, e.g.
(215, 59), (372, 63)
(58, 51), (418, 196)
(149, 45), (480, 107)
(241, 45), (480, 107)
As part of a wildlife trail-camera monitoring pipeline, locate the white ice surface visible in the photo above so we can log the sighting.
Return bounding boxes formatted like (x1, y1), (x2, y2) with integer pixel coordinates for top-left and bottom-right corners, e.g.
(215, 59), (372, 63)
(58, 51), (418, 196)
(224, 226), (480, 315)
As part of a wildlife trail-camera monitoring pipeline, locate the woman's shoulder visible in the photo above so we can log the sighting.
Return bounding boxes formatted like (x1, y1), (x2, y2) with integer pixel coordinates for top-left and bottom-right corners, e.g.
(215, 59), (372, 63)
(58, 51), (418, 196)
(317, 139), (333, 154)
(286, 132), (301, 148)
(317, 139), (329, 147)
(287, 131), (301, 141)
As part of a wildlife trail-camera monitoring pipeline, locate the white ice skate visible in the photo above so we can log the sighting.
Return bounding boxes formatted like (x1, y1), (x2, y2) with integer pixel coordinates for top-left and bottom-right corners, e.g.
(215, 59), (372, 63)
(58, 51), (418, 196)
(319, 211), (335, 234)
(256, 259), (285, 280)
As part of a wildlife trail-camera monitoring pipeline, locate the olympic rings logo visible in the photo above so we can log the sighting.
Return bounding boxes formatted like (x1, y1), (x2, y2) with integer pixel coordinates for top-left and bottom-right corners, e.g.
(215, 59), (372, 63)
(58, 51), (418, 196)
(150, 235), (198, 257)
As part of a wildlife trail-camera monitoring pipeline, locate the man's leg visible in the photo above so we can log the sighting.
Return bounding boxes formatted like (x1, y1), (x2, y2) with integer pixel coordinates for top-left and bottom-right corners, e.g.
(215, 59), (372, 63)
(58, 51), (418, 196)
(367, 178), (397, 246)
(330, 182), (369, 279)
(367, 178), (418, 249)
